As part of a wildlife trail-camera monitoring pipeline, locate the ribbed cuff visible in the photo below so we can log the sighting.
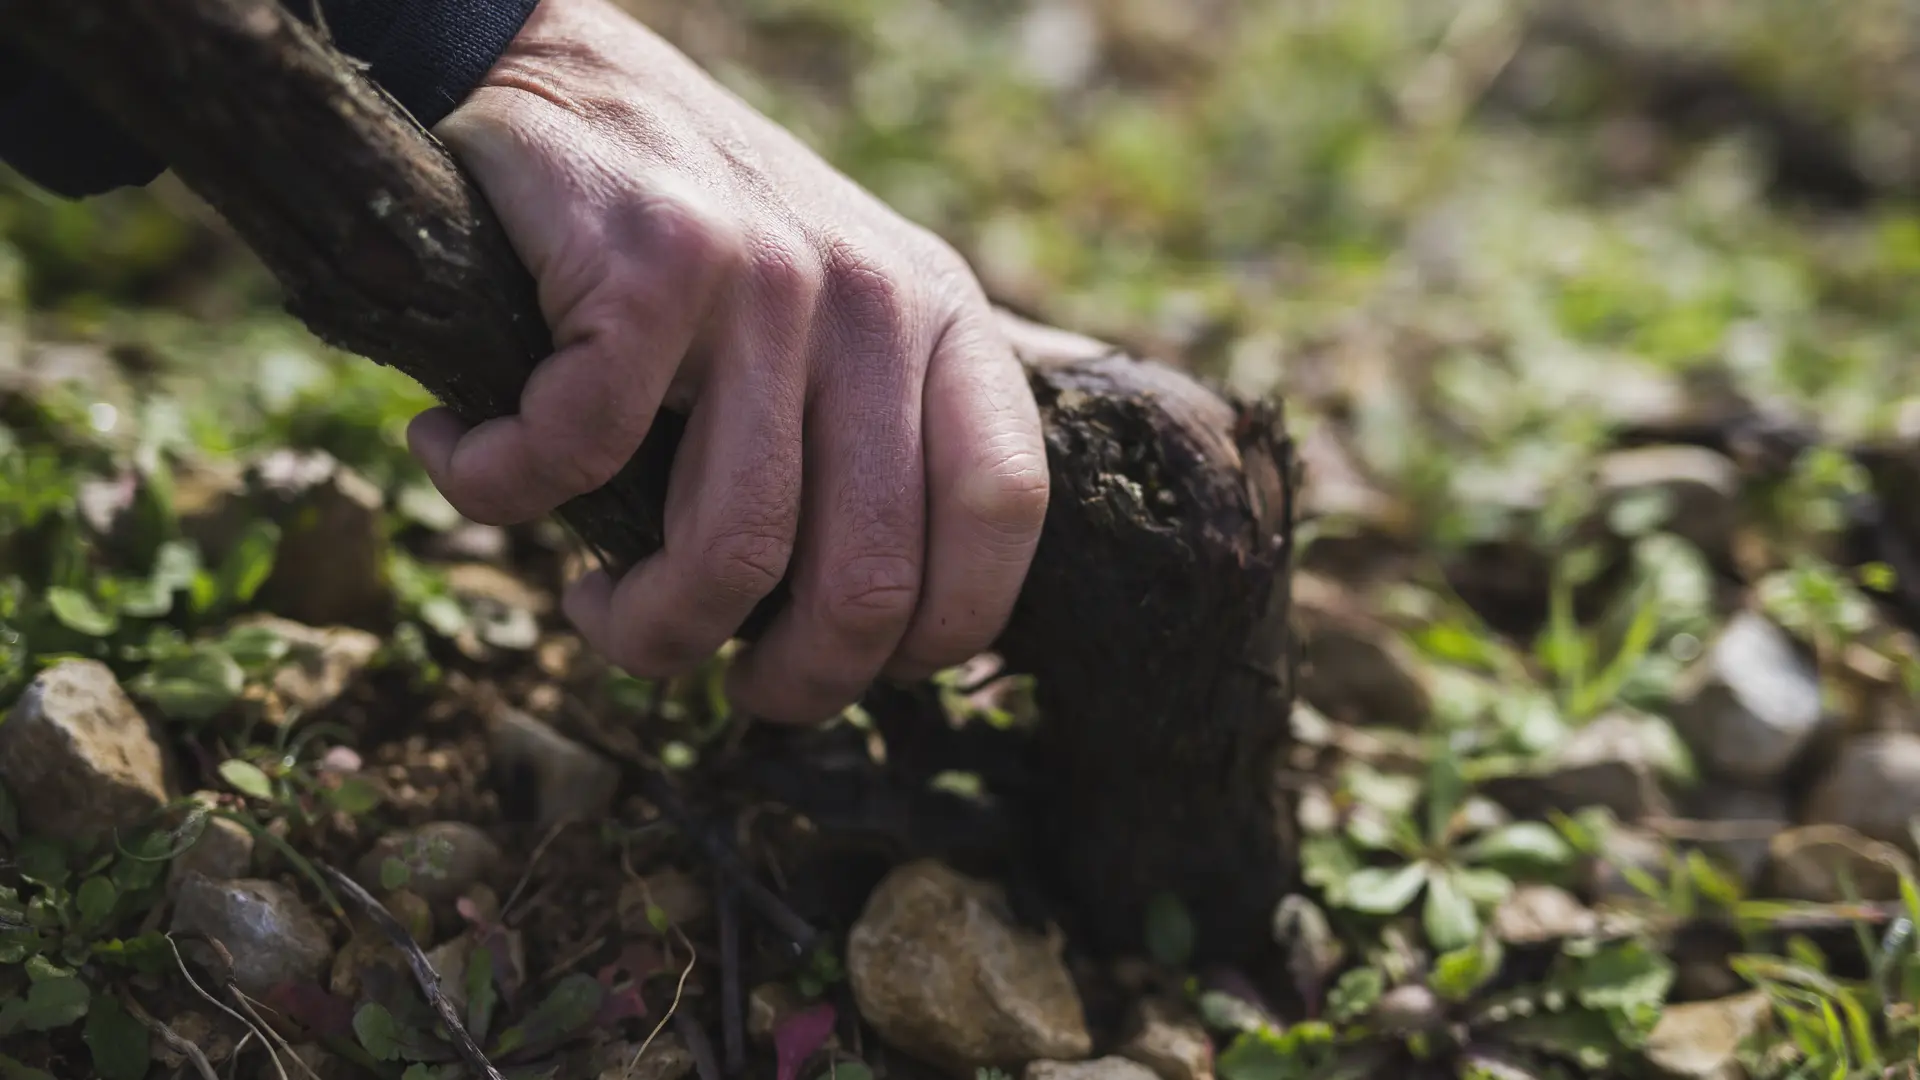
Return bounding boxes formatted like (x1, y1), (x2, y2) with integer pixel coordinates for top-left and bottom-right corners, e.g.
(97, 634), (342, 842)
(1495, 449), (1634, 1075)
(0, 0), (543, 199)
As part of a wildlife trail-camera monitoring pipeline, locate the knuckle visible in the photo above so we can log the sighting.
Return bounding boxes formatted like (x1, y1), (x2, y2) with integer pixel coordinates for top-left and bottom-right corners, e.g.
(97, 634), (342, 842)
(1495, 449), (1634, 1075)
(962, 444), (1051, 539)
(698, 522), (794, 604)
(638, 187), (746, 277)
(749, 232), (825, 310)
(818, 552), (920, 638)
(825, 242), (910, 346)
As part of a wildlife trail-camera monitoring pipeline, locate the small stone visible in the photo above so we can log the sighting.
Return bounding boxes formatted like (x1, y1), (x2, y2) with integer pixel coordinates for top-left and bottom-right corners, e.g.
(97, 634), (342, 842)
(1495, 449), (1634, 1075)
(248, 449), (392, 627)
(1489, 711), (1687, 822)
(1120, 999), (1213, 1080)
(1027, 1059), (1160, 1080)
(0, 659), (175, 842)
(150, 1011), (231, 1070)
(1294, 426), (1415, 583)
(1594, 446), (1740, 558)
(619, 867), (710, 936)
(171, 459), (249, 558)
(1292, 574), (1432, 729)
(595, 1033), (695, 1080)
(171, 873), (335, 997)
(445, 563), (549, 653)
(232, 615), (381, 721)
(1681, 785), (1790, 887)
(1801, 731), (1920, 850)
(427, 521), (511, 563)
(1643, 992), (1771, 1080)
(848, 859), (1091, 1076)
(1766, 826), (1917, 903)
(748, 982), (807, 1044)
(169, 792), (256, 886)
(487, 706), (619, 827)
(1490, 885), (1596, 944)
(355, 821), (502, 905)
(1671, 612), (1826, 785)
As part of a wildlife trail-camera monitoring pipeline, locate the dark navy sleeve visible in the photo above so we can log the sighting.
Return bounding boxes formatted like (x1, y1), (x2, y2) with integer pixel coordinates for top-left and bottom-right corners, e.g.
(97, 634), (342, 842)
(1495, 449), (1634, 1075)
(0, 0), (542, 199)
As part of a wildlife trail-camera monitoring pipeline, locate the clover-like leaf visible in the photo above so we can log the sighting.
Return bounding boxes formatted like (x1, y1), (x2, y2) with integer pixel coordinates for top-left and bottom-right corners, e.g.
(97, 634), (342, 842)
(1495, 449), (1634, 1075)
(135, 646), (244, 721)
(1422, 868), (1481, 952)
(46, 587), (118, 637)
(1462, 822), (1574, 869)
(1343, 862), (1428, 916)
(218, 759), (274, 801)
(353, 1001), (402, 1062)
(84, 995), (150, 1080)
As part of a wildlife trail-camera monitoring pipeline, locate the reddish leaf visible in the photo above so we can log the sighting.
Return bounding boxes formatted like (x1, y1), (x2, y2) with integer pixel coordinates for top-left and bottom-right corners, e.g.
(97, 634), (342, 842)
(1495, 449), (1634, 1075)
(594, 985), (648, 1027)
(262, 981), (355, 1039)
(773, 1002), (837, 1080)
(596, 941), (665, 989)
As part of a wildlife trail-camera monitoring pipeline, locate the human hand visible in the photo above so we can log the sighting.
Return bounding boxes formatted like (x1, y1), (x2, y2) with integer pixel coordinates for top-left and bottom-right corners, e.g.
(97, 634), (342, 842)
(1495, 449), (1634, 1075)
(409, 0), (1049, 724)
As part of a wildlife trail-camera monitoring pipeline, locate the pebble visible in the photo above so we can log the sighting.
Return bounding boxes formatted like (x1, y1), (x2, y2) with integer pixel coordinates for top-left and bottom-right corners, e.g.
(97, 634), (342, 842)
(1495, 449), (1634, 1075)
(848, 859), (1091, 1075)
(0, 659), (175, 842)
(247, 449), (392, 627)
(1292, 574), (1432, 729)
(231, 615), (381, 722)
(1488, 711), (1687, 822)
(168, 791), (256, 886)
(487, 705), (620, 827)
(1801, 731), (1920, 850)
(170, 873), (335, 996)
(1765, 826), (1917, 903)
(354, 821), (502, 905)
(1671, 612), (1827, 785)
(1120, 998), (1213, 1080)
(1643, 992), (1771, 1080)
(1027, 1060), (1160, 1080)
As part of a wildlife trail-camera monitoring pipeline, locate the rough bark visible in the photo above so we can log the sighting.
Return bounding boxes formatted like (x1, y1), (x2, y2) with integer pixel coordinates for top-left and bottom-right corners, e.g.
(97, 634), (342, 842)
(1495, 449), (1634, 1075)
(2, 0), (1297, 962)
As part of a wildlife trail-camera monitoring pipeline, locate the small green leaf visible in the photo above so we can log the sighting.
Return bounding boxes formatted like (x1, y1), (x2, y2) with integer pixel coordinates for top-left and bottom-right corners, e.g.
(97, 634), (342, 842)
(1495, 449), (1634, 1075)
(74, 877), (117, 930)
(1326, 966), (1385, 1022)
(218, 759), (274, 800)
(1342, 862), (1428, 915)
(327, 777), (382, 815)
(1423, 869), (1481, 952)
(1144, 891), (1195, 968)
(221, 624), (291, 668)
(1426, 738), (1467, 843)
(0, 1052), (57, 1080)
(493, 972), (602, 1057)
(214, 521), (280, 605)
(1563, 940), (1674, 1013)
(380, 857), (411, 891)
(1431, 936), (1503, 1002)
(467, 945), (498, 1045)
(46, 587), (119, 636)
(1452, 865), (1514, 907)
(1462, 821), (1575, 869)
(353, 1001), (402, 1061)
(84, 995), (150, 1080)
(135, 646), (244, 721)
(1, 975), (90, 1034)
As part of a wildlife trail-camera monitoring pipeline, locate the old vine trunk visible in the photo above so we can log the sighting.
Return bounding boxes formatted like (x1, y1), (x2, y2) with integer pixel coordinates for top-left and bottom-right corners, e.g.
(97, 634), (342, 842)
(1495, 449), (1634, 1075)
(1, 0), (1299, 962)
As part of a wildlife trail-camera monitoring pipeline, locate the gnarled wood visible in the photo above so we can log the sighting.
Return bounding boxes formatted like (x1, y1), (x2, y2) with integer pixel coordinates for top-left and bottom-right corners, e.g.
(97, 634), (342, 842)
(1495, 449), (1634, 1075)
(1, 0), (1298, 962)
